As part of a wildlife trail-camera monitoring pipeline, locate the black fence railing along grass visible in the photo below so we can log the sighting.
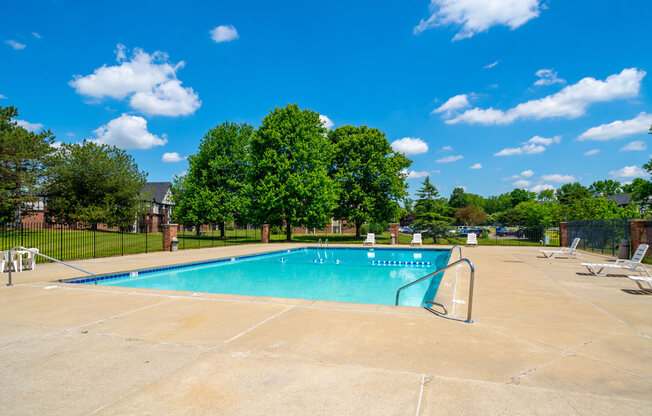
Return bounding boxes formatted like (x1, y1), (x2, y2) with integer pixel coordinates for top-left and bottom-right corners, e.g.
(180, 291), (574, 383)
(565, 219), (630, 257)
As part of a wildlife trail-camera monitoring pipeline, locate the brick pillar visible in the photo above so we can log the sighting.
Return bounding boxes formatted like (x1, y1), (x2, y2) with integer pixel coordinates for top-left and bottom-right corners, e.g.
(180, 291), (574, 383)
(389, 223), (399, 245)
(162, 224), (178, 251)
(559, 222), (568, 247)
(630, 219), (646, 255)
(261, 224), (270, 244)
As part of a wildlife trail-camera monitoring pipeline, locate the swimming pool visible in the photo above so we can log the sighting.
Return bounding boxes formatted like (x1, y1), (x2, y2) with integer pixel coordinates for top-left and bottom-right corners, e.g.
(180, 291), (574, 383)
(69, 247), (452, 307)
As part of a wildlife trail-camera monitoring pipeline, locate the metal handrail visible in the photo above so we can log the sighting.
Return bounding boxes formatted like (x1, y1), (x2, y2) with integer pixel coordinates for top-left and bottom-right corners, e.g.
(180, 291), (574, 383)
(450, 245), (462, 260)
(6, 246), (98, 286)
(395, 257), (475, 323)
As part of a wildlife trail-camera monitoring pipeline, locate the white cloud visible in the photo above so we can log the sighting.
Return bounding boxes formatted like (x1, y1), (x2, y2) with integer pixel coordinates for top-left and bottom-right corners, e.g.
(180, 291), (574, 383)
(441, 145), (453, 151)
(65, 132), (75, 137)
(414, 0), (542, 40)
(620, 140), (646, 152)
(469, 163), (482, 169)
(531, 184), (555, 192)
(210, 25), (239, 43)
(319, 114), (334, 130)
(583, 149), (600, 156)
(577, 112), (652, 141)
(483, 61), (499, 69)
(5, 40), (26, 50)
(528, 135), (562, 145)
(534, 69), (565, 86)
(609, 165), (646, 178)
(520, 170), (534, 178)
(401, 169), (432, 179)
(391, 137), (429, 155)
(512, 179), (532, 188)
(91, 114), (167, 150)
(432, 94), (470, 115)
(494, 135), (560, 156)
(446, 68), (646, 125)
(32, 32), (41, 39)
(162, 152), (187, 162)
(0, 94), (6, 99)
(15, 119), (44, 132)
(436, 154), (463, 163)
(69, 45), (200, 117)
(540, 174), (576, 183)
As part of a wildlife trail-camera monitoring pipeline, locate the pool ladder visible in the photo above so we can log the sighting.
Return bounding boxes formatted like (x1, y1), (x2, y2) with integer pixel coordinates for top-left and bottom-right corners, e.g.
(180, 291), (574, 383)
(6, 246), (99, 286)
(317, 238), (329, 248)
(395, 245), (475, 323)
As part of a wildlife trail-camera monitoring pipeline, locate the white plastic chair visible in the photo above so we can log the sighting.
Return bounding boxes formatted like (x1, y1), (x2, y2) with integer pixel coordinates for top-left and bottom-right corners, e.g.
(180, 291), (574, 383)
(581, 244), (649, 277)
(22, 248), (39, 271)
(411, 233), (422, 246)
(540, 238), (582, 259)
(363, 233), (375, 246)
(466, 233), (478, 247)
(628, 275), (652, 290)
(0, 250), (19, 273)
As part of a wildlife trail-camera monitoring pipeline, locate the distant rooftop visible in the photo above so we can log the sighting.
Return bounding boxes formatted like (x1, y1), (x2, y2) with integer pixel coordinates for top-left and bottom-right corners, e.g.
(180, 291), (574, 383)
(141, 182), (172, 205)
(604, 194), (631, 206)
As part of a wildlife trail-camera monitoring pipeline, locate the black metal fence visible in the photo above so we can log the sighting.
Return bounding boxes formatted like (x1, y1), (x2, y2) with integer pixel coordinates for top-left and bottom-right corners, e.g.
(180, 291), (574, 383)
(565, 219), (631, 256)
(0, 223), (281, 263)
(422, 225), (560, 247)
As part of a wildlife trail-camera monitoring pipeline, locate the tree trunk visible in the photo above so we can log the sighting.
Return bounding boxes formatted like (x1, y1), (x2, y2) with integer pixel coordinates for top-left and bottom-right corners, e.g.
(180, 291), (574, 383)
(195, 225), (201, 236)
(355, 221), (362, 239)
(219, 222), (225, 238)
(286, 222), (292, 241)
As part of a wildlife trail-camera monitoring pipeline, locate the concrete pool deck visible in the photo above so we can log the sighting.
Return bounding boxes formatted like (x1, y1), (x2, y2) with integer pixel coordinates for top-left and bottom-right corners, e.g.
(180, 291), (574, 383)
(0, 244), (650, 415)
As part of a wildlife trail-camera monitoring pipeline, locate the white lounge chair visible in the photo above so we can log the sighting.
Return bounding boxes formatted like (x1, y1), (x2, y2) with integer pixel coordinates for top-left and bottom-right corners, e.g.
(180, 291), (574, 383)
(0, 250), (19, 273)
(363, 233), (375, 246)
(581, 244), (649, 277)
(540, 238), (582, 259)
(411, 233), (422, 246)
(466, 233), (478, 247)
(628, 275), (652, 290)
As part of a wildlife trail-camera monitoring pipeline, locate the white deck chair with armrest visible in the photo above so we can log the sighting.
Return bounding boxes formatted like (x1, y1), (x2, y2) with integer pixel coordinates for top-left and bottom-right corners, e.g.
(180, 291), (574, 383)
(581, 244), (649, 277)
(411, 233), (422, 246)
(363, 233), (375, 246)
(22, 248), (39, 271)
(0, 251), (19, 273)
(540, 238), (582, 259)
(466, 232), (478, 247)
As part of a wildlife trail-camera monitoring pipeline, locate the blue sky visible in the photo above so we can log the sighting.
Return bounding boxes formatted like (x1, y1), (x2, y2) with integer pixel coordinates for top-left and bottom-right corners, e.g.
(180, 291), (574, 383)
(2, 0), (651, 198)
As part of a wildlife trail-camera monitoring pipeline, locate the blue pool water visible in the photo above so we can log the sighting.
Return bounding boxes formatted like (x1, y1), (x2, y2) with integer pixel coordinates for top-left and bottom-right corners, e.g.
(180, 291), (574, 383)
(75, 248), (452, 307)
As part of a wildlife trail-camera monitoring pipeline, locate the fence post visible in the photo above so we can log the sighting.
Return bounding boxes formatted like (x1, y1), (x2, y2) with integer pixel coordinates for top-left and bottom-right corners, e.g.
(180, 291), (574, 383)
(630, 219), (646, 257)
(93, 227), (96, 258)
(559, 222), (568, 247)
(121, 231), (124, 256)
(145, 229), (148, 253)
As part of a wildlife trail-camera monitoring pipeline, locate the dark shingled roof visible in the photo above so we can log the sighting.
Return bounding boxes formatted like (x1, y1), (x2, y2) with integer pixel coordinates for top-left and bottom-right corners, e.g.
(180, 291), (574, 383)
(141, 182), (172, 205)
(605, 194), (631, 206)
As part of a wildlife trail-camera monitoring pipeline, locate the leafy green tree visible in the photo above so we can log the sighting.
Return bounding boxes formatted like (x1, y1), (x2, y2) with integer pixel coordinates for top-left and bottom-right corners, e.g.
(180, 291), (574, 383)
(491, 208), (524, 225)
(588, 180), (622, 197)
(448, 187), (469, 208)
(536, 189), (555, 202)
(172, 122), (253, 235)
(249, 104), (336, 241)
(509, 188), (535, 207)
(328, 125), (411, 238)
(556, 182), (591, 205)
(46, 141), (147, 227)
(0, 106), (55, 225)
(454, 205), (488, 225)
(565, 196), (624, 220)
(622, 178), (652, 204)
(413, 177), (454, 242)
(483, 193), (513, 214)
(515, 201), (561, 227)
